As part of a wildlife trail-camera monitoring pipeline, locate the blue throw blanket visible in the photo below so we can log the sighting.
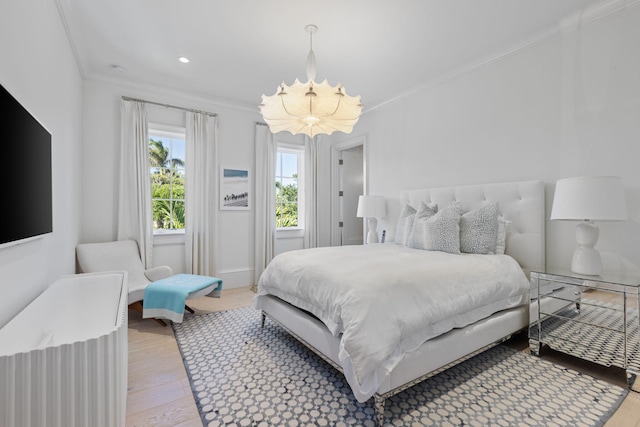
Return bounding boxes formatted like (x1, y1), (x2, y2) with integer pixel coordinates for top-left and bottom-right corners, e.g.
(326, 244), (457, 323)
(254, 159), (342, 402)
(143, 274), (223, 323)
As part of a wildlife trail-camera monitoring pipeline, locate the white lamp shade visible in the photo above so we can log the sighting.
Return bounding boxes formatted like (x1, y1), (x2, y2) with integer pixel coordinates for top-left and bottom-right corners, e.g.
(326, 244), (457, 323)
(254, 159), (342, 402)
(356, 195), (386, 218)
(550, 176), (628, 221)
(260, 79), (362, 138)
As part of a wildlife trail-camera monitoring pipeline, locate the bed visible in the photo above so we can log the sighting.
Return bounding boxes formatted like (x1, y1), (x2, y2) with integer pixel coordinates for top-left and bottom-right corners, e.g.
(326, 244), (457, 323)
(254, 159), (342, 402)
(255, 180), (546, 425)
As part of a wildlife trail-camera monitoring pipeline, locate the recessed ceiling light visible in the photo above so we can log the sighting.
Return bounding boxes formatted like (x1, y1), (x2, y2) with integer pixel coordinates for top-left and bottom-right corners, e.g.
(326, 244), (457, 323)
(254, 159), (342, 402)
(110, 64), (127, 72)
(178, 57), (190, 64)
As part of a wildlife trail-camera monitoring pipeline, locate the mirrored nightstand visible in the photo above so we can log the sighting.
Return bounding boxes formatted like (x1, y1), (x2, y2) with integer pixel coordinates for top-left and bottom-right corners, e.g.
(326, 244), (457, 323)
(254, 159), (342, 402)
(528, 268), (640, 392)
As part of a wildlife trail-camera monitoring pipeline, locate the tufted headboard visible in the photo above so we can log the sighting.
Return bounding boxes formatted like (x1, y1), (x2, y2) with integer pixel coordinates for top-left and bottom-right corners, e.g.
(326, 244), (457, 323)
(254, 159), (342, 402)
(400, 180), (545, 277)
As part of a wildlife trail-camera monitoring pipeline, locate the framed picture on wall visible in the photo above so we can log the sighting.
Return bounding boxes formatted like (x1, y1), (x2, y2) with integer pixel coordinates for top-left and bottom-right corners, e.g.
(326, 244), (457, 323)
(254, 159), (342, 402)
(220, 167), (250, 210)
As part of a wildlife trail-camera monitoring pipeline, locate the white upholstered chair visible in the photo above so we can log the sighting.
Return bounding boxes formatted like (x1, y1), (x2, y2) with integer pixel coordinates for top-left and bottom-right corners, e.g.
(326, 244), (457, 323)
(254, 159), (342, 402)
(76, 240), (180, 325)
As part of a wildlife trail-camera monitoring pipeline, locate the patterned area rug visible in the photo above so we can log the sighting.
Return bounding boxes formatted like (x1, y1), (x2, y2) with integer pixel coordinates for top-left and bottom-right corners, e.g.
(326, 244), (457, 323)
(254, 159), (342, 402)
(173, 306), (628, 427)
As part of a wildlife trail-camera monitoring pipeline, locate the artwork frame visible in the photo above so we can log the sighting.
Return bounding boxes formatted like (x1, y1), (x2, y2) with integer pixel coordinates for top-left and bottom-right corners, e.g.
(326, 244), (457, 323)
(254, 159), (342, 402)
(220, 167), (250, 211)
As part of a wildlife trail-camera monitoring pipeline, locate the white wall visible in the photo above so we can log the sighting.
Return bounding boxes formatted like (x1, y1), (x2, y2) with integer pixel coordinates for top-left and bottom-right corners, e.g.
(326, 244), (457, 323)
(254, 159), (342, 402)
(80, 80), (266, 288)
(0, 1), (83, 327)
(353, 3), (640, 271)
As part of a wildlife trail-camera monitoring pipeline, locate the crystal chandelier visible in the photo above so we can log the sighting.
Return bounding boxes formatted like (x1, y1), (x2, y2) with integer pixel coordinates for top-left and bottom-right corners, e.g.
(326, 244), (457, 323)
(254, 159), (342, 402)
(259, 24), (363, 138)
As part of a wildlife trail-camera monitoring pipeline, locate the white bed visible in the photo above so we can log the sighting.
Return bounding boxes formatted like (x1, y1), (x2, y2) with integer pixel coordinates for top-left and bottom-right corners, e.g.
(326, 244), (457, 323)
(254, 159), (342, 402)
(255, 180), (546, 425)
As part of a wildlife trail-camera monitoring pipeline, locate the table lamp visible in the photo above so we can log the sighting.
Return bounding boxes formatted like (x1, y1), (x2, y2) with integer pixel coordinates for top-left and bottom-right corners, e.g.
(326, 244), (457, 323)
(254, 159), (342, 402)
(356, 195), (386, 244)
(550, 176), (628, 276)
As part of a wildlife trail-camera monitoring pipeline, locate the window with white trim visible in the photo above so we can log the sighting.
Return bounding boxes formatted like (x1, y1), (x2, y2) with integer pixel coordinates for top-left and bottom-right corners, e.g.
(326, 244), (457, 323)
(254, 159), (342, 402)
(276, 146), (304, 229)
(149, 125), (186, 233)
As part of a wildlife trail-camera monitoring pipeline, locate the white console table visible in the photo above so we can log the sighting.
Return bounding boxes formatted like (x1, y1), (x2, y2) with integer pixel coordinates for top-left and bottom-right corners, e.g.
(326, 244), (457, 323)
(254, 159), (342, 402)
(0, 272), (128, 427)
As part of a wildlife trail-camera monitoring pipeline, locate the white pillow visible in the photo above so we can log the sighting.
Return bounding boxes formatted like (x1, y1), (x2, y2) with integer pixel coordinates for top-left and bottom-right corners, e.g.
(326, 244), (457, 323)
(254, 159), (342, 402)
(395, 204), (417, 245)
(407, 202), (438, 249)
(495, 216), (511, 255)
(422, 202), (462, 254)
(460, 203), (499, 254)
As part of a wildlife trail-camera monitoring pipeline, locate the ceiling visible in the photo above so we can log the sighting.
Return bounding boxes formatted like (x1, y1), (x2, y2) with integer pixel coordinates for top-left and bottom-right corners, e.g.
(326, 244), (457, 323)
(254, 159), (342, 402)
(57, 0), (605, 112)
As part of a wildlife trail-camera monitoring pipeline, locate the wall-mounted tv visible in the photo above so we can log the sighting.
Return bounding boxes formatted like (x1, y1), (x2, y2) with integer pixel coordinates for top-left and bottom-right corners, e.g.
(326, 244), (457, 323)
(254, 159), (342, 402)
(0, 84), (52, 247)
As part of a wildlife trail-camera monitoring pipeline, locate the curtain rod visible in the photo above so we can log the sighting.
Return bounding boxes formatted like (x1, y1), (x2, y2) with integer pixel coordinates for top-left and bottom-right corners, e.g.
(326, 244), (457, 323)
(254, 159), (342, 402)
(121, 96), (218, 117)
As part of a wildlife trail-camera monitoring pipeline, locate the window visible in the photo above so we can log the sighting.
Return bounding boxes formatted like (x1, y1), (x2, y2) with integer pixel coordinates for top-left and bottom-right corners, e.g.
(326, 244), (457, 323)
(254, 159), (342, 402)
(276, 146), (304, 229)
(149, 125), (186, 233)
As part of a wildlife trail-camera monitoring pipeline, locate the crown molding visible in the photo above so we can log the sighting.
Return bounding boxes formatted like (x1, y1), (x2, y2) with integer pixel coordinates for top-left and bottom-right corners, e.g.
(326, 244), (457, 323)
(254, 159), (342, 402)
(559, 0), (640, 31)
(55, 0), (87, 80)
(364, 0), (640, 115)
(57, 0), (638, 117)
(84, 74), (260, 115)
(57, 0), (259, 115)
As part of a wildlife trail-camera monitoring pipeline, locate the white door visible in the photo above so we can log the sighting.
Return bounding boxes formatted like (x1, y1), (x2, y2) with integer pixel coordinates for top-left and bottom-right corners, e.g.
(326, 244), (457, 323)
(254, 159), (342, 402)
(340, 146), (364, 245)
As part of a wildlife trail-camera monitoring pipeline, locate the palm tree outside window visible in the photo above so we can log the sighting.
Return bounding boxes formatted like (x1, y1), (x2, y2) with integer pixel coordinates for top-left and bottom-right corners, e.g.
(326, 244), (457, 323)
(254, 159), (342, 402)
(276, 146), (304, 229)
(149, 125), (186, 232)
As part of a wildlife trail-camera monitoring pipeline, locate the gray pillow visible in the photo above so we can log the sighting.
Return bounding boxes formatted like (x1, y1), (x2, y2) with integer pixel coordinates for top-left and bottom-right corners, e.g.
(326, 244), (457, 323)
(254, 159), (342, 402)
(395, 204), (417, 245)
(422, 202), (462, 254)
(407, 202), (438, 249)
(460, 203), (499, 254)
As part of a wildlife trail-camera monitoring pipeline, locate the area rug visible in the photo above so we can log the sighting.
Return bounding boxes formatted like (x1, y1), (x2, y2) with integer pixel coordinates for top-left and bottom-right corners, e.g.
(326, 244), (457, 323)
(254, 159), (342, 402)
(173, 306), (628, 427)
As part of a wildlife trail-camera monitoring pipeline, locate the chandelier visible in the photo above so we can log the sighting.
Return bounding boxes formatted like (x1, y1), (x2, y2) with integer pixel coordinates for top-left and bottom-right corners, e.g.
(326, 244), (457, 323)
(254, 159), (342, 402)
(259, 24), (362, 138)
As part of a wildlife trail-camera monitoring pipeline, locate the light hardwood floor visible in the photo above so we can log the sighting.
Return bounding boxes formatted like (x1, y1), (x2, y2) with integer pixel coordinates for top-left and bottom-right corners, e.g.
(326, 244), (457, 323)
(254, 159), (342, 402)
(126, 286), (640, 427)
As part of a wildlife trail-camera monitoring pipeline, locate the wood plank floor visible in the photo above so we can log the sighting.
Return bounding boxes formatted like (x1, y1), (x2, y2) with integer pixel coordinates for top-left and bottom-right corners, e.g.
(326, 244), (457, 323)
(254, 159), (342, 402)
(126, 286), (640, 427)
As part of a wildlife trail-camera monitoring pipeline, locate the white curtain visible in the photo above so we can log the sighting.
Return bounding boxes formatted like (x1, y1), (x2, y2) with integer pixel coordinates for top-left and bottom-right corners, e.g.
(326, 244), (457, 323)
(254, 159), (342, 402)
(304, 135), (319, 248)
(185, 112), (218, 276)
(253, 123), (276, 292)
(118, 99), (153, 268)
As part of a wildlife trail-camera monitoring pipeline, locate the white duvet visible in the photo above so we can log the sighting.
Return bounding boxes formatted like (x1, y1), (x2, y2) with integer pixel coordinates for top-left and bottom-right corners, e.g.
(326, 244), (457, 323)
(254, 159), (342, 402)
(255, 244), (529, 402)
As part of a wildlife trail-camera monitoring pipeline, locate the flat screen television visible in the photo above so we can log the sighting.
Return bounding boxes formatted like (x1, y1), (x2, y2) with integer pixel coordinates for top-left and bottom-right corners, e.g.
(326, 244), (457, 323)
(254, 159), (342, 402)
(0, 84), (52, 247)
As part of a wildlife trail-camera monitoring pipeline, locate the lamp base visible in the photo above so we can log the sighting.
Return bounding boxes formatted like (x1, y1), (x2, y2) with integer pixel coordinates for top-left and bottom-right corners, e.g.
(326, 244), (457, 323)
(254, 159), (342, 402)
(366, 217), (379, 244)
(570, 221), (602, 276)
(571, 247), (602, 276)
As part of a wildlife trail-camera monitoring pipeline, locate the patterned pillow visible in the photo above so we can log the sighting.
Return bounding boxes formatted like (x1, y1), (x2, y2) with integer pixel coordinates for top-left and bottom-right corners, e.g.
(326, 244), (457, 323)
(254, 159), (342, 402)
(395, 204), (417, 245)
(460, 203), (499, 254)
(495, 216), (511, 255)
(422, 202), (462, 254)
(407, 202), (438, 249)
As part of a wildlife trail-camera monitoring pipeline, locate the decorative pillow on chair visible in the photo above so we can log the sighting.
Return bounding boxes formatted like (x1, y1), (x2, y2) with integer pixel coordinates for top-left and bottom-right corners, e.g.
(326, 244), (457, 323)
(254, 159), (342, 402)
(407, 202), (438, 249)
(395, 204), (417, 245)
(460, 203), (499, 254)
(422, 201), (462, 254)
(494, 216), (511, 255)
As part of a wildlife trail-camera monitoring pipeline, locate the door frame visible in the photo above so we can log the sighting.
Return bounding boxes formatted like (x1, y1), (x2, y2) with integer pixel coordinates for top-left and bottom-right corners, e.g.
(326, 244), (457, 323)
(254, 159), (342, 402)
(330, 135), (368, 246)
